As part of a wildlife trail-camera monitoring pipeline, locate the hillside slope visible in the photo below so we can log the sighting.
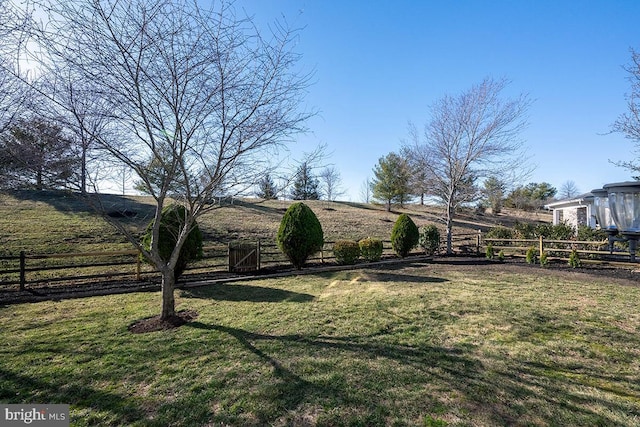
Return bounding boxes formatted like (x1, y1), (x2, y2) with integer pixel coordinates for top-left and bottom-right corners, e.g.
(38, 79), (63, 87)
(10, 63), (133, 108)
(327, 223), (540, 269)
(0, 191), (551, 255)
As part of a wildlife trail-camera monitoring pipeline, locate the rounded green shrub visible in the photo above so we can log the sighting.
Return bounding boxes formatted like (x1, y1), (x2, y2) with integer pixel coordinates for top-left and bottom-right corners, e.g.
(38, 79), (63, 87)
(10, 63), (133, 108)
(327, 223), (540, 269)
(540, 251), (549, 267)
(419, 224), (440, 256)
(485, 243), (494, 260)
(525, 246), (537, 264)
(141, 204), (203, 280)
(391, 214), (419, 258)
(276, 202), (324, 269)
(497, 250), (505, 262)
(359, 237), (383, 262)
(333, 240), (360, 265)
(568, 249), (581, 268)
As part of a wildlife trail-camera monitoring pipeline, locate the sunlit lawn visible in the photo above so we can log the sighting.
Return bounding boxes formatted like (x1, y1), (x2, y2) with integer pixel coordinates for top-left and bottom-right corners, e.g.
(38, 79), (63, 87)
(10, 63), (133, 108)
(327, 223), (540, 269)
(1, 260), (640, 426)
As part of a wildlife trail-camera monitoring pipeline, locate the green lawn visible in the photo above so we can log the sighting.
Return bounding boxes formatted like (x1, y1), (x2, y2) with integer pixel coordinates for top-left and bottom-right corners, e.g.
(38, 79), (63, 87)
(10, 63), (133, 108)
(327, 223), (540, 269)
(1, 260), (639, 426)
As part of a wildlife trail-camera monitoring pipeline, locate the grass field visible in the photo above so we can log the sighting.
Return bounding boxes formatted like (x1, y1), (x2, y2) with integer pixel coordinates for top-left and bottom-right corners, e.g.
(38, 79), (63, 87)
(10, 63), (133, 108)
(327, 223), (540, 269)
(2, 260), (639, 426)
(0, 190), (552, 256)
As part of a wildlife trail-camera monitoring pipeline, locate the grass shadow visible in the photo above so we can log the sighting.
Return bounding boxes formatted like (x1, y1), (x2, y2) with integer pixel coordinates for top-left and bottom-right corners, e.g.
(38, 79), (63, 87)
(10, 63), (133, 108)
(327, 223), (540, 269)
(181, 283), (315, 303)
(0, 367), (145, 425)
(6, 190), (155, 225)
(185, 321), (481, 424)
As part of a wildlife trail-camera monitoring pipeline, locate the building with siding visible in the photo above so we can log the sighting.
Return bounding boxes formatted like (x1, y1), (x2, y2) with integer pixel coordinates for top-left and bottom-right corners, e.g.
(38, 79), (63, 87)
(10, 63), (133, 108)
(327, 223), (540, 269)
(544, 193), (596, 230)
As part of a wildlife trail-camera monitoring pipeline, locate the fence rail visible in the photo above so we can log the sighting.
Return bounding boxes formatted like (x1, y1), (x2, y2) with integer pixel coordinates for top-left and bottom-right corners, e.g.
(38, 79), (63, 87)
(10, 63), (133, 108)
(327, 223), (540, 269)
(482, 235), (636, 263)
(0, 240), (405, 290)
(3, 232), (637, 292)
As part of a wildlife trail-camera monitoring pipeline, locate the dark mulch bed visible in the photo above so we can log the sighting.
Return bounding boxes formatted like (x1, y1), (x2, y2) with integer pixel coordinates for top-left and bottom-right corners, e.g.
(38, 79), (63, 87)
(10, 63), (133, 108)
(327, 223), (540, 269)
(128, 309), (199, 334)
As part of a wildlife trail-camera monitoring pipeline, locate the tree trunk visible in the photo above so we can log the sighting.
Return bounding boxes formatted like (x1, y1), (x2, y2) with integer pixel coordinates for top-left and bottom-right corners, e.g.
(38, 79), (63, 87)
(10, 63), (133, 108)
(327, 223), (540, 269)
(160, 268), (176, 320)
(446, 204), (454, 254)
(80, 145), (87, 195)
(386, 199), (391, 212)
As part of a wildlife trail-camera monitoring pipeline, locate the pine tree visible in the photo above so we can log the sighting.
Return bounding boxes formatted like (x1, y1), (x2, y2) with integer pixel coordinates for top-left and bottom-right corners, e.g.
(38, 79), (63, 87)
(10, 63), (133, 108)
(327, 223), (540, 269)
(290, 162), (320, 200)
(371, 152), (410, 211)
(256, 173), (278, 199)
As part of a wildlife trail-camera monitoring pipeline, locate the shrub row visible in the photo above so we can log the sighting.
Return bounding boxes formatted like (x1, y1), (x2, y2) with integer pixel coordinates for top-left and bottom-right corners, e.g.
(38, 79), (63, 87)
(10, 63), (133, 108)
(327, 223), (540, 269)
(332, 238), (384, 265)
(486, 222), (607, 241)
(277, 203), (442, 268)
(142, 202), (444, 274)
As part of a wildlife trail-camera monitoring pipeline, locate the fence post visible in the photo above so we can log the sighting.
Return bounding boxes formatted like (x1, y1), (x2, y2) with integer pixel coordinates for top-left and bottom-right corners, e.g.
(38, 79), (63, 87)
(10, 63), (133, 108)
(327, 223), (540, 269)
(19, 250), (26, 291)
(257, 240), (261, 271)
(476, 230), (482, 255)
(539, 235), (544, 256)
(136, 250), (141, 281)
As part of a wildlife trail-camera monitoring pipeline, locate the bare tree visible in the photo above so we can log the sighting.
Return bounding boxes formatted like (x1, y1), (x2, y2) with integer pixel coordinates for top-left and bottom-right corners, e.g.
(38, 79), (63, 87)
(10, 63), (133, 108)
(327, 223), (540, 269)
(405, 77), (532, 253)
(559, 180), (580, 199)
(319, 165), (344, 201)
(0, 0), (31, 133)
(612, 48), (640, 177)
(401, 143), (435, 205)
(21, 0), (313, 320)
(359, 177), (372, 203)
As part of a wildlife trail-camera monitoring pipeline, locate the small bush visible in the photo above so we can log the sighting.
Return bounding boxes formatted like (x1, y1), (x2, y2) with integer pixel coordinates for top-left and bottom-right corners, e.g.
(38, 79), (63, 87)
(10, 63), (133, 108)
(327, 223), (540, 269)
(391, 214), (419, 258)
(498, 250), (505, 262)
(514, 222), (536, 239)
(540, 251), (549, 267)
(551, 223), (575, 240)
(333, 240), (360, 265)
(419, 225), (440, 256)
(577, 225), (607, 242)
(534, 223), (553, 238)
(140, 204), (203, 280)
(359, 237), (383, 262)
(485, 243), (494, 260)
(525, 246), (537, 264)
(276, 202), (324, 269)
(568, 249), (581, 268)
(485, 226), (513, 240)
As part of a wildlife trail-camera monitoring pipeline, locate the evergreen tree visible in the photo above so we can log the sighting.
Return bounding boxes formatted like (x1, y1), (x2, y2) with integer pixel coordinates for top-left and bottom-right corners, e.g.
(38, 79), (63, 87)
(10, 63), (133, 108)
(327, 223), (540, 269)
(0, 117), (78, 190)
(371, 152), (410, 211)
(482, 177), (506, 214)
(290, 162), (320, 200)
(256, 173), (278, 199)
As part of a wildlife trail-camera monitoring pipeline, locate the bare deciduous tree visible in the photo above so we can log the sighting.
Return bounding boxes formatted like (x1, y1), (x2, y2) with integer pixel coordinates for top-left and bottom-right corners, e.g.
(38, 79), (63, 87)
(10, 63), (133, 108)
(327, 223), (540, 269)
(319, 165), (344, 201)
(559, 180), (580, 199)
(612, 48), (640, 177)
(359, 177), (372, 203)
(404, 77), (532, 253)
(20, 0), (313, 320)
(0, 0), (31, 133)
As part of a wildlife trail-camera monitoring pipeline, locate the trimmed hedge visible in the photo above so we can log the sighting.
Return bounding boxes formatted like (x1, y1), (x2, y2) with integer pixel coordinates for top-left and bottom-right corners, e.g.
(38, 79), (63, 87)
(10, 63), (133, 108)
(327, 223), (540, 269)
(419, 224), (440, 256)
(276, 202), (324, 269)
(333, 240), (360, 265)
(391, 214), (419, 258)
(359, 237), (383, 262)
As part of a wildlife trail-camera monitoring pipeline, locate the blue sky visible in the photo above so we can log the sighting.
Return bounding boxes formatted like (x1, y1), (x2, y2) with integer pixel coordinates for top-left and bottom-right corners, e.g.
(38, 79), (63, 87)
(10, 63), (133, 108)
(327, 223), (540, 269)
(239, 1), (639, 201)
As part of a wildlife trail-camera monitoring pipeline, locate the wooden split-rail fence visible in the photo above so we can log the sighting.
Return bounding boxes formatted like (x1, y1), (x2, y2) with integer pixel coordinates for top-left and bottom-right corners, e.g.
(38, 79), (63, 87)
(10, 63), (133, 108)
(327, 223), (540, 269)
(1, 232), (637, 292)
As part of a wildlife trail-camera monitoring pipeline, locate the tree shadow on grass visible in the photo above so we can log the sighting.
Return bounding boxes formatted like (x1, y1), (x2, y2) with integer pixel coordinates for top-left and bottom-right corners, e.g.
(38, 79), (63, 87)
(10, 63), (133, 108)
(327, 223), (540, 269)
(7, 190), (155, 225)
(0, 367), (144, 425)
(179, 321), (630, 426)
(181, 283), (315, 303)
(184, 321), (481, 425)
